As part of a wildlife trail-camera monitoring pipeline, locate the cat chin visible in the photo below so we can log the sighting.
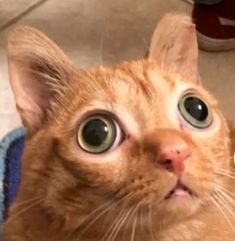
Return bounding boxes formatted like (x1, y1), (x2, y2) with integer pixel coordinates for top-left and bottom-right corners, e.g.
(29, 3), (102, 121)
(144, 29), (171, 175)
(155, 195), (201, 220)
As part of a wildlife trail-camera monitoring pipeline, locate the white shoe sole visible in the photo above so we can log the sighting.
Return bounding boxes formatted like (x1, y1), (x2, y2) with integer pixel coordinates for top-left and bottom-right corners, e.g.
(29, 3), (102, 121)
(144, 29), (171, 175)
(197, 31), (235, 51)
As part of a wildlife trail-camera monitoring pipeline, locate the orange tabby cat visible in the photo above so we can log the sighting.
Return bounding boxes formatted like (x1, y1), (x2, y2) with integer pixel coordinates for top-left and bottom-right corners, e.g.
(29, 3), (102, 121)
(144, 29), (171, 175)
(3, 13), (235, 241)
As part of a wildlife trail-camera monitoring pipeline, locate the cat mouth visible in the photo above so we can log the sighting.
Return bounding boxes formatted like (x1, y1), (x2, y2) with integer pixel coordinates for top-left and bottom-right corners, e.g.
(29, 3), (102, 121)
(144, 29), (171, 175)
(164, 182), (194, 200)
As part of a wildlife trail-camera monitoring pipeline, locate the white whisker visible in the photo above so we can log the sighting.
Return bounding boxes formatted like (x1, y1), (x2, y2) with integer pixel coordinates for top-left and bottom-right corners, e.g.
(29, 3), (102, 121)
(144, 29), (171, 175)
(216, 185), (235, 199)
(215, 188), (235, 206)
(130, 213), (138, 241)
(109, 202), (140, 241)
(109, 208), (133, 241)
(214, 191), (235, 219)
(63, 199), (114, 241)
(215, 169), (235, 180)
(148, 203), (156, 241)
(76, 201), (117, 241)
(210, 195), (235, 233)
(99, 29), (107, 66)
(10, 196), (42, 208)
(5, 199), (42, 224)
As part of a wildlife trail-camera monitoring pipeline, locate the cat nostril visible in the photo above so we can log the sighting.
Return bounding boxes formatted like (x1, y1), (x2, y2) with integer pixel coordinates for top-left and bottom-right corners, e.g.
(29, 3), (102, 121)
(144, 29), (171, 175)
(152, 130), (191, 177)
(158, 147), (191, 177)
(170, 150), (180, 155)
(161, 159), (173, 171)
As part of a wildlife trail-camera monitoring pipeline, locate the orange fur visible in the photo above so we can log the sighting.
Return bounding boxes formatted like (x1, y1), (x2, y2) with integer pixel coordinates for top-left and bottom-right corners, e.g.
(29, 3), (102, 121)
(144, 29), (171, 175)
(3, 14), (235, 241)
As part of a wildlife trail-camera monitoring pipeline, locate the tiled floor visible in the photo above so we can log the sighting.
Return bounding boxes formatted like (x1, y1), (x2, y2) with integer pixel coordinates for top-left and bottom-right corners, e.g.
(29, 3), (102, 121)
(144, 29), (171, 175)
(0, 0), (235, 139)
(0, 0), (46, 30)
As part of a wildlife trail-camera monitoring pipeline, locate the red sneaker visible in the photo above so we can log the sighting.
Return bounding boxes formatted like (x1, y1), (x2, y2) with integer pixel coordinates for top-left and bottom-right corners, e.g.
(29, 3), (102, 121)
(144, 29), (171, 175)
(192, 0), (235, 51)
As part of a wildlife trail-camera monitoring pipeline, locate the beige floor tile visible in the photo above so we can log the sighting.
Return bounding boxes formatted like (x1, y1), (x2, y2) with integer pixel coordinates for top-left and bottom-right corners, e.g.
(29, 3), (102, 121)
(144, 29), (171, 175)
(0, 0), (45, 29)
(0, 0), (235, 139)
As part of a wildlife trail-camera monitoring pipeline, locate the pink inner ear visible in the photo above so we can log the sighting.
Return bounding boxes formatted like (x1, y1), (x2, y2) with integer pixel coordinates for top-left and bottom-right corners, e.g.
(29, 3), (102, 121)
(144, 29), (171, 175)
(148, 14), (199, 84)
(8, 62), (51, 129)
(175, 26), (198, 83)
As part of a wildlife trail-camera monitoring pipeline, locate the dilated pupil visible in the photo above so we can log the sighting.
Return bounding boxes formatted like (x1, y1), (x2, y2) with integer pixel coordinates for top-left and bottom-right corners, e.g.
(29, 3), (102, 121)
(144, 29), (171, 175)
(82, 119), (108, 146)
(184, 96), (208, 121)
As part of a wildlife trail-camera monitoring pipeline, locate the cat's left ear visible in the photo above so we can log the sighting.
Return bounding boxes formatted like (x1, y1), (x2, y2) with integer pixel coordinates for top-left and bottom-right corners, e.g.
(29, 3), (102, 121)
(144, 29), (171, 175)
(148, 13), (199, 84)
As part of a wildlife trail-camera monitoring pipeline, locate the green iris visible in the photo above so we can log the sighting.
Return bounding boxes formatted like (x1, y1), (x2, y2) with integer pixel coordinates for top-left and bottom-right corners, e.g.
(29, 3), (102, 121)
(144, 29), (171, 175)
(77, 115), (117, 153)
(178, 94), (212, 129)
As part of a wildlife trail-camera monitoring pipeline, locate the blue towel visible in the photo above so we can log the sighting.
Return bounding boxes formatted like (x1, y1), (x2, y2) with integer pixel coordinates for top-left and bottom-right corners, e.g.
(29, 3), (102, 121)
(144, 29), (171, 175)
(0, 127), (25, 225)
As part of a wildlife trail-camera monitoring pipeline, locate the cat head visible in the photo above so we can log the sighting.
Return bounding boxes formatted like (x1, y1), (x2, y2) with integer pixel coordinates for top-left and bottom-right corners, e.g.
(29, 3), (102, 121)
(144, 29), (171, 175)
(6, 13), (232, 236)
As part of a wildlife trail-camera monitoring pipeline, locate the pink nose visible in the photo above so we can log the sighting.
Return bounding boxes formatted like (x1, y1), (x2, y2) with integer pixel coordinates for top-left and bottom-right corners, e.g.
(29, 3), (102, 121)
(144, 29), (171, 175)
(158, 135), (191, 178)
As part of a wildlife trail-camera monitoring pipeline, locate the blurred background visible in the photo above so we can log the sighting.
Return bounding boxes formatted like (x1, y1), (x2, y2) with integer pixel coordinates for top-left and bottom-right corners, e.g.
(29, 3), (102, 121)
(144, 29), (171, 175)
(0, 0), (235, 139)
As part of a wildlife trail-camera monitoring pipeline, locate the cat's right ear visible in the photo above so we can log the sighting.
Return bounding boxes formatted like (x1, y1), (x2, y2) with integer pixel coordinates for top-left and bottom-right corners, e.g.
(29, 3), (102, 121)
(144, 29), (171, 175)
(7, 26), (74, 132)
(148, 13), (199, 84)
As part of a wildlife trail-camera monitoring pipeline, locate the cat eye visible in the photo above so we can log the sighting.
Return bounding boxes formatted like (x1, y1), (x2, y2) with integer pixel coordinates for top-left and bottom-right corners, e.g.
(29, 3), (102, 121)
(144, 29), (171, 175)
(178, 93), (212, 129)
(77, 114), (123, 153)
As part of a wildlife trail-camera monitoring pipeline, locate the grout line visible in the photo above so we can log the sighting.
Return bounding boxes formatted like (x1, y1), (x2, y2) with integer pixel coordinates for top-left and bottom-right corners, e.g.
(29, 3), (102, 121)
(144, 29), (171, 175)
(0, 0), (48, 31)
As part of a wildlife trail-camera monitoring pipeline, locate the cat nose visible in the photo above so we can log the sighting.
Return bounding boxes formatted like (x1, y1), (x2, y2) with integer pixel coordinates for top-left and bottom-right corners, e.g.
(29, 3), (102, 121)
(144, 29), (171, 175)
(158, 135), (191, 178)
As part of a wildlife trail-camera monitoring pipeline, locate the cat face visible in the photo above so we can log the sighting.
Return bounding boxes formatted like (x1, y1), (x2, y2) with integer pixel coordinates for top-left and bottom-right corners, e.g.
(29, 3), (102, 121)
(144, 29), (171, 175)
(32, 60), (230, 220)
(5, 13), (232, 238)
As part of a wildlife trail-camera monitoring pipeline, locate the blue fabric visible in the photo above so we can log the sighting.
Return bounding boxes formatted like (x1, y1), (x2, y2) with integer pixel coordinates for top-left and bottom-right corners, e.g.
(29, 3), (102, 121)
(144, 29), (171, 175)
(0, 128), (25, 225)
(4, 135), (25, 214)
